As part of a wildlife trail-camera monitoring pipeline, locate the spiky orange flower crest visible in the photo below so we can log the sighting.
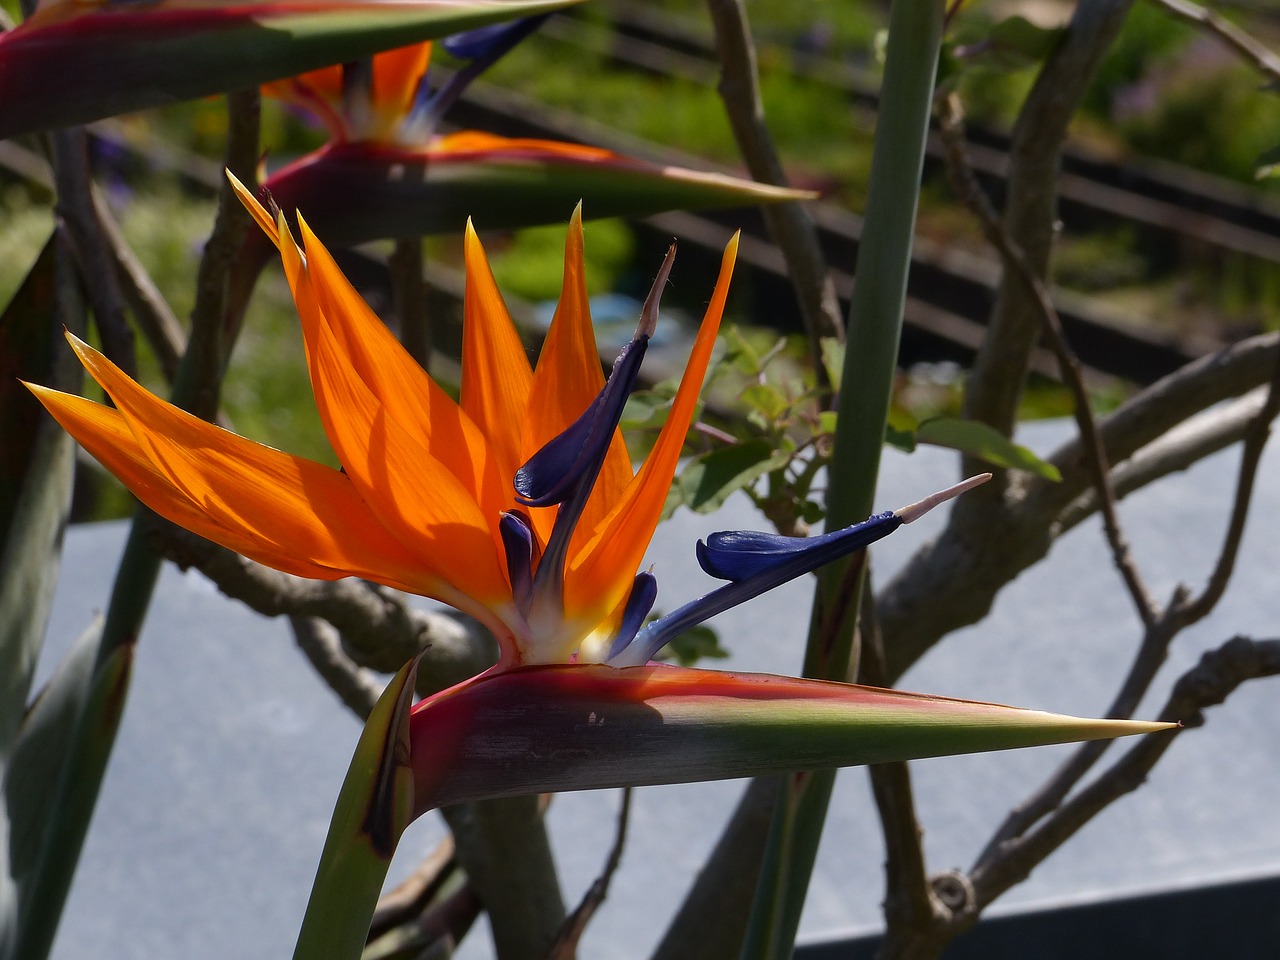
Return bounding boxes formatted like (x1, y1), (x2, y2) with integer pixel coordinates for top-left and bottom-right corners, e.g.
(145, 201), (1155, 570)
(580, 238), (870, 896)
(28, 174), (737, 667)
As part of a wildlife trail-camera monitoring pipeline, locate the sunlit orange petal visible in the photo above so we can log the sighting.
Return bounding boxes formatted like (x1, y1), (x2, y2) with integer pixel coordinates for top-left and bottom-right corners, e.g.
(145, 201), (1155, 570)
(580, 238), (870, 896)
(300, 274), (515, 617)
(564, 233), (739, 623)
(460, 221), (535, 486)
(293, 215), (508, 516)
(53, 338), (446, 596)
(26, 385), (304, 573)
(524, 205), (632, 546)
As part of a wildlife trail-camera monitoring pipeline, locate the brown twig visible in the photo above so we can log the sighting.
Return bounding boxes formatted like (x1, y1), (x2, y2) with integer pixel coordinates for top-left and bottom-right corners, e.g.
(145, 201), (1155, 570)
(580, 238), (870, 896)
(90, 187), (185, 382)
(179, 89), (260, 420)
(151, 520), (494, 683)
(51, 129), (136, 377)
(287, 616), (383, 719)
(1173, 346), (1280, 624)
(1055, 388), (1269, 535)
(972, 635), (1280, 908)
(935, 91), (1158, 628)
(1148, 0), (1280, 83)
(389, 236), (433, 371)
(369, 835), (460, 938)
(976, 333), (1280, 864)
(704, 0), (843, 390)
(543, 789), (633, 960)
(859, 592), (950, 952)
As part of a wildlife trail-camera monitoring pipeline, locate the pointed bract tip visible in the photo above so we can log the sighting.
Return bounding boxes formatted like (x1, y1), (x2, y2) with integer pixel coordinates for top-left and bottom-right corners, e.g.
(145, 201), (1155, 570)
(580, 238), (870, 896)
(570, 201), (583, 226)
(638, 243), (677, 339)
(895, 473), (991, 525)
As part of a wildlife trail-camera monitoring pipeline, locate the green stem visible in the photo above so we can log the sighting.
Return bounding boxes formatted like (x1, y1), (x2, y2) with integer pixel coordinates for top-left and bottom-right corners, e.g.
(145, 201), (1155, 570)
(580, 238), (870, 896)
(739, 1), (945, 956)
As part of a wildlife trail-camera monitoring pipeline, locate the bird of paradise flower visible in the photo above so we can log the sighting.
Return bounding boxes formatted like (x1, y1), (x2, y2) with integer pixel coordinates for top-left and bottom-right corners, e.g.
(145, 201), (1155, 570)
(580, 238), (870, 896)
(253, 20), (811, 248)
(26, 177), (1172, 958)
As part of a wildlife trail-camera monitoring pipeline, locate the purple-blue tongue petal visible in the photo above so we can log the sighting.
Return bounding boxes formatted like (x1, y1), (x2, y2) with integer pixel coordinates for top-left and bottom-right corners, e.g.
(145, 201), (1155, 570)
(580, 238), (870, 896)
(696, 513), (901, 582)
(514, 336), (648, 508)
(499, 511), (537, 614)
(606, 572), (659, 661)
(442, 14), (551, 61)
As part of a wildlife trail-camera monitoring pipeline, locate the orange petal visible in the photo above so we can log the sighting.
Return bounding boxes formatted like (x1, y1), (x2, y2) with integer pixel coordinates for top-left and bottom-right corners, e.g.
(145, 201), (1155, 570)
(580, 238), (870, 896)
(227, 171), (282, 249)
(46, 342), (446, 597)
(262, 66), (348, 141)
(564, 233), (739, 624)
(460, 221), (535, 487)
(524, 206), (632, 546)
(371, 42), (432, 136)
(299, 276), (515, 615)
(292, 215), (509, 520)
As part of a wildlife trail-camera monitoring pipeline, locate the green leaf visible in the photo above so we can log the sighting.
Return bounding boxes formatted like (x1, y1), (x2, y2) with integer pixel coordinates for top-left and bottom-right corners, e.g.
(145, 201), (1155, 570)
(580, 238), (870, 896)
(293, 658), (419, 960)
(819, 338), (845, 392)
(739, 384), (789, 422)
(0, 233), (80, 768)
(677, 440), (789, 514)
(5, 635), (132, 960)
(1256, 142), (1280, 180)
(656, 625), (729, 668)
(723, 327), (763, 377)
(916, 417), (1062, 480)
(3, 616), (101, 960)
(883, 424), (916, 453)
(973, 15), (1065, 72)
(0, 0), (586, 138)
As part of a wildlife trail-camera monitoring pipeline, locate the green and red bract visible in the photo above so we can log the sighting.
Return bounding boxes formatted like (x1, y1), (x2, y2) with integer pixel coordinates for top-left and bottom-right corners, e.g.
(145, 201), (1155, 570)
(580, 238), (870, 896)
(406, 663), (1175, 814)
(261, 136), (809, 248)
(0, 0), (583, 138)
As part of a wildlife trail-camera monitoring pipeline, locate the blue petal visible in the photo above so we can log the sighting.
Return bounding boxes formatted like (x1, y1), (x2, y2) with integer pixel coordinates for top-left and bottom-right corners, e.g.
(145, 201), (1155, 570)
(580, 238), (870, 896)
(613, 512), (903, 667)
(442, 14), (550, 61)
(697, 512), (900, 581)
(499, 511), (537, 614)
(606, 572), (658, 662)
(514, 336), (647, 507)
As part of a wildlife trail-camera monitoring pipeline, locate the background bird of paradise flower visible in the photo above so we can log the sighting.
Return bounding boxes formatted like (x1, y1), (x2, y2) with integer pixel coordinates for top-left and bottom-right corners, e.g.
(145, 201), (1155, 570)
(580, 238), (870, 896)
(3, 1), (1279, 960)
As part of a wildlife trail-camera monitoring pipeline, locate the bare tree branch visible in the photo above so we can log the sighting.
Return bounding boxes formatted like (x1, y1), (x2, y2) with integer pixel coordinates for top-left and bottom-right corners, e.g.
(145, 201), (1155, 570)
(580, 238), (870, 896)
(441, 795), (568, 960)
(51, 129), (136, 377)
(390, 236), (432, 371)
(1148, 0), (1280, 83)
(935, 90), (1158, 627)
(704, 0), (843, 388)
(1174, 347), (1280, 624)
(149, 520), (495, 685)
(971, 636), (1280, 907)
(1055, 388), (1268, 534)
(370, 834), (460, 938)
(288, 616), (383, 719)
(959, 0), (1136, 450)
(544, 789), (632, 960)
(877, 331), (1280, 683)
(90, 187), (185, 383)
(860, 590), (949, 957)
(181, 89), (259, 421)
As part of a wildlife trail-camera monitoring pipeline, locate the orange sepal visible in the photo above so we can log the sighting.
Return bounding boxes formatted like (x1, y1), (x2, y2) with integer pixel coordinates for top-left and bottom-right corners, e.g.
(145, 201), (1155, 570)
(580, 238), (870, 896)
(460, 221), (535, 489)
(564, 234), (739, 623)
(293, 214), (507, 517)
(45, 340), (445, 597)
(299, 279), (516, 622)
(525, 205), (633, 549)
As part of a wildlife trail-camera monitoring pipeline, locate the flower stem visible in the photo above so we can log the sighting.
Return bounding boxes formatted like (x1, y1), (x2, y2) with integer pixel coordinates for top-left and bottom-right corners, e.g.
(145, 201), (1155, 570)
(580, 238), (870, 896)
(739, 1), (946, 956)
